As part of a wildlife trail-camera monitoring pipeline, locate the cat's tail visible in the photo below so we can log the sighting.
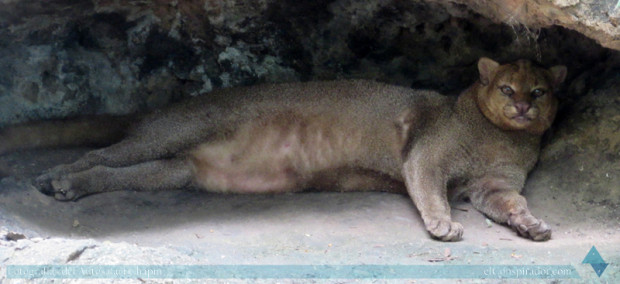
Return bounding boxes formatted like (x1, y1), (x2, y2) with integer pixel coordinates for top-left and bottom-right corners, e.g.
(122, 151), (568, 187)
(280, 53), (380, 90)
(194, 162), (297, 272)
(0, 115), (133, 156)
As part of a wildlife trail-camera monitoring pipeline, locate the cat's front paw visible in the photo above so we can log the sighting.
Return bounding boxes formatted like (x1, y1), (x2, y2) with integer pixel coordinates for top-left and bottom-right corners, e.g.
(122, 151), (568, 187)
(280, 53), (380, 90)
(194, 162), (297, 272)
(425, 219), (463, 241)
(508, 213), (551, 241)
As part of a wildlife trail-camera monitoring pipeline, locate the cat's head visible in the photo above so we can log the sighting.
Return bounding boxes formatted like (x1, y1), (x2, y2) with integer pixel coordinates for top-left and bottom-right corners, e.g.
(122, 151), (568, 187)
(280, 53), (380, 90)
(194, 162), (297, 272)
(476, 57), (566, 135)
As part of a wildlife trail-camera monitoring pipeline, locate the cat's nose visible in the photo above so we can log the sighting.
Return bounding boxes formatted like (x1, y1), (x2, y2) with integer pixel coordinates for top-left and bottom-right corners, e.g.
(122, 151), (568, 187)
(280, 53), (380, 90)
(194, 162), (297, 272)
(514, 102), (531, 114)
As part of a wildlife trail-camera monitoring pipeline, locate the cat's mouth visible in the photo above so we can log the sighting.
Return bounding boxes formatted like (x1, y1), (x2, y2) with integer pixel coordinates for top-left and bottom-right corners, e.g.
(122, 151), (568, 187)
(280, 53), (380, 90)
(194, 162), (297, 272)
(503, 105), (538, 125)
(511, 114), (533, 124)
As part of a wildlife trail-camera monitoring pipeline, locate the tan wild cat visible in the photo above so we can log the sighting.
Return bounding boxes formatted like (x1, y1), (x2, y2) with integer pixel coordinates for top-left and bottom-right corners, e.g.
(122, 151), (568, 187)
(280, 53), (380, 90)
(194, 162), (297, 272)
(0, 57), (566, 241)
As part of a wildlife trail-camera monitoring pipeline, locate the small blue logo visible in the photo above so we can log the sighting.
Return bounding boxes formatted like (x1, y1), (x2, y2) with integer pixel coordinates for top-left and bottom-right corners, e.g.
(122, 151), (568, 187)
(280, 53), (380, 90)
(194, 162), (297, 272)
(582, 246), (608, 277)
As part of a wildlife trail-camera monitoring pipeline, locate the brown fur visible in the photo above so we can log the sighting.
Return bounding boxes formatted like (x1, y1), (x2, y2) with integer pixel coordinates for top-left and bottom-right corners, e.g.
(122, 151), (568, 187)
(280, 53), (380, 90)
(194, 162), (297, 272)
(0, 58), (566, 242)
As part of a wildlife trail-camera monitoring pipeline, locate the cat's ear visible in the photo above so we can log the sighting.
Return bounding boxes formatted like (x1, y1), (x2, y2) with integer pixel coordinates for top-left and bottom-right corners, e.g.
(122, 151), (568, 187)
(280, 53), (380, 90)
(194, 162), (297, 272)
(478, 57), (500, 86)
(549, 65), (567, 87)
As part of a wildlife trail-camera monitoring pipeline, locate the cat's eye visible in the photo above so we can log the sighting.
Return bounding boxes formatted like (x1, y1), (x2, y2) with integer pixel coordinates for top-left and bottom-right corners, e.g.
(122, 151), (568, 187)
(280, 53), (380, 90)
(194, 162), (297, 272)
(499, 86), (514, 96)
(531, 88), (546, 98)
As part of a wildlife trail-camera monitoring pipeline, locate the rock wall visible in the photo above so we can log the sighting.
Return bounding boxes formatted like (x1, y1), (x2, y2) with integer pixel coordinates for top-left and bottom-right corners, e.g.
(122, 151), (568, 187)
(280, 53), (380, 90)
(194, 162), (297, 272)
(535, 75), (620, 212)
(434, 0), (620, 51)
(0, 0), (617, 125)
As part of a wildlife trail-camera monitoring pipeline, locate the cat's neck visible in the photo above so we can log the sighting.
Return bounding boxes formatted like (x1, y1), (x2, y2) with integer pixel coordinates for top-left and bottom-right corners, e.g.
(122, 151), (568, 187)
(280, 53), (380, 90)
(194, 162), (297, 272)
(455, 82), (489, 126)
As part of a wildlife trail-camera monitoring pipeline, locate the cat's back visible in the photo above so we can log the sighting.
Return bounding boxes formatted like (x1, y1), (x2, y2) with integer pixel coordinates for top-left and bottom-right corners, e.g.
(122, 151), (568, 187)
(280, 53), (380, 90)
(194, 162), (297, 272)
(195, 80), (448, 115)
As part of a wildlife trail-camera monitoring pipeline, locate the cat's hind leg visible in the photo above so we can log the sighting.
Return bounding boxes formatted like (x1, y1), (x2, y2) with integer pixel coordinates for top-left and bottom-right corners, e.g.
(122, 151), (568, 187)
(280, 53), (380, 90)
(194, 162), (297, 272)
(45, 158), (193, 201)
(35, 137), (175, 193)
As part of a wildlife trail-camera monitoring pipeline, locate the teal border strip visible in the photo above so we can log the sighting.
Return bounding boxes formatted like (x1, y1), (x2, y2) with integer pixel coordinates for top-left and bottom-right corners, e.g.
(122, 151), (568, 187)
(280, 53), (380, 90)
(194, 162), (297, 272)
(6, 265), (580, 279)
